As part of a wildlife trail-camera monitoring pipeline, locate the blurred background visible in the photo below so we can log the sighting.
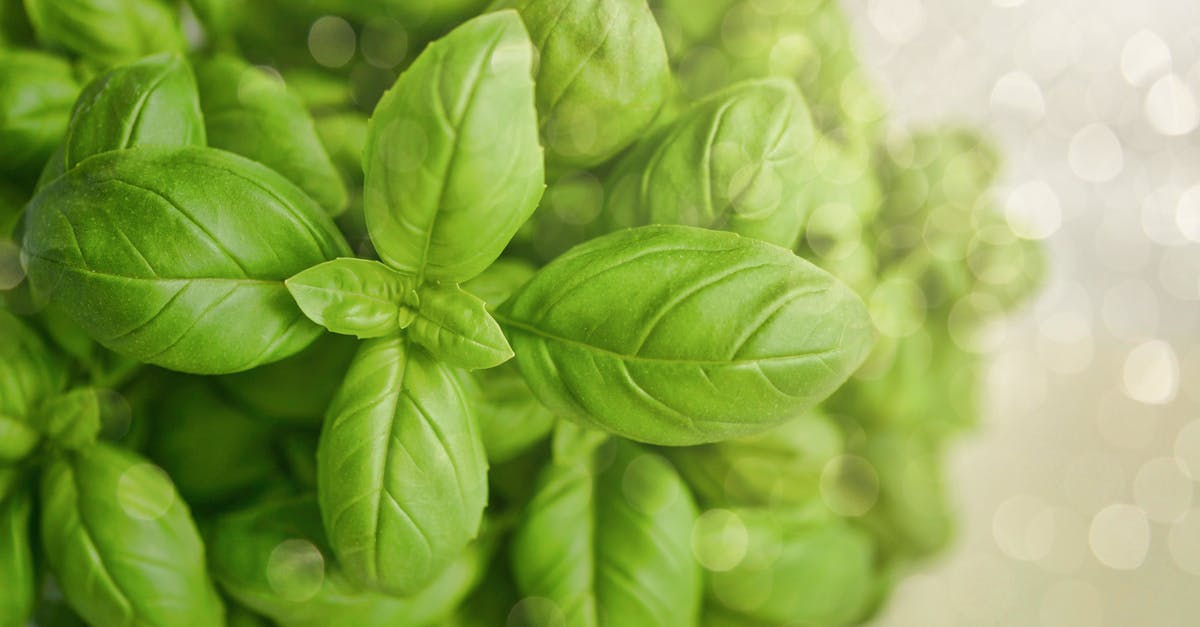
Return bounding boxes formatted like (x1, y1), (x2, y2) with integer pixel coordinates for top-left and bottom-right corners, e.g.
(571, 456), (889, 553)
(837, 1), (1200, 625)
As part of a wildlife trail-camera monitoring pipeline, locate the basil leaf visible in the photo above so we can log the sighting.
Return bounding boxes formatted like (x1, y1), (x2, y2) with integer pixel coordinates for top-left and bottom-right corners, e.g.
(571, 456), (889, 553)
(286, 258), (418, 339)
(0, 414), (39, 462)
(0, 309), (69, 418)
(209, 495), (493, 627)
(511, 440), (701, 626)
(196, 54), (349, 215)
(0, 485), (35, 627)
(459, 361), (555, 463)
(511, 0), (670, 169)
(663, 410), (843, 508)
(0, 49), (79, 180)
(23, 0), (186, 68)
(363, 10), (543, 283)
(497, 225), (875, 445)
(461, 257), (534, 309)
(600, 79), (817, 249)
(147, 378), (283, 508)
(856, 428), (954, 559)
(36, 387), (102, 451)
(40, 443), (226, 627)
(213, 332), (358, 427)
(22, 145), (352, 374)
(41, 52), (205, 184)
(410, 283), (513, 370)
(317, 337), (487, 595)
(701, 507), (877, 626)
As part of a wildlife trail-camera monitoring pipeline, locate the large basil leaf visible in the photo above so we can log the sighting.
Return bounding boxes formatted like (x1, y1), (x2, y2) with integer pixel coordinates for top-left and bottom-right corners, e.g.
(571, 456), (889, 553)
(40, 443), (225, 627)
(209, 496), (492, 627)
(663, 409), (843, 508)
(22, 145), (352, 374)
(511, 0), (670, 169)
(317, 337), (487, 595)
(40, 52), (205, 184)
(700, 506), (877, 626)
(600, 79), (817, 249)
(196, 54), (348, 215)
(511, 440), (701, 626)
(23, 0), (185, 68)
(363, 10), (543, 283)
(0, 49), (79, 180)
(0, 309), (68, 418)
(0, 485), (35, 627)
(497, 225), (874, 445)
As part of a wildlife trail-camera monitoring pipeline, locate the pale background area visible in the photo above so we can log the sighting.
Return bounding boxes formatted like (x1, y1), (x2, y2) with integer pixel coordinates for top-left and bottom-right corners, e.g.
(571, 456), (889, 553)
(837, 0), (1200, 625)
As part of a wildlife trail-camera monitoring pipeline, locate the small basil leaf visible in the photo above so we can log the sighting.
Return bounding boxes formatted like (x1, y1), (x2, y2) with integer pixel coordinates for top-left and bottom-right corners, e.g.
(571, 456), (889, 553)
(0, 414), (39, 463)
(22, 145), (352, 374)
(285, 258), (418, 339)
(0, 49), (79, 181)
(511, 440), (701, 626)
(23, 0), (186, 68)
(41, 52), (205, 185)
(702, 507), (877, 626)
(0, 309), (69, 418)
(856, 429), (954, 558)
(512, 0), (670, 168)
(409, 283), (513, 370)
(36, 387), (102, 451)
(196, 54), (349, 215)
(550, 420), (608, 465)
(209, 495), (494, 627)
(497, 225), (875, 445)
(363, 10), (543, 283)
(317, 337), (487, 595)
(600, 79), (817, 249)
(0, 485), (35, 627)
(40, 444), (226, 627)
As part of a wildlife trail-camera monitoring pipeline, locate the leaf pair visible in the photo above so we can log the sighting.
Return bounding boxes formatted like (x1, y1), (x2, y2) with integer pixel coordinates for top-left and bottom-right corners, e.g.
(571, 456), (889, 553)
(287, 259), (511, 371)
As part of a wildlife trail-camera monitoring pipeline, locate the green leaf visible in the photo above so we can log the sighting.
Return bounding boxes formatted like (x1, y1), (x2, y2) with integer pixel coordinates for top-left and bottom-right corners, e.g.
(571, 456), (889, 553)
(461, 257), (535, 309)
(0, 49), (79, 180)
(39, 443), (225, 627)
(317, 337), (487, 595)
(0, 414), (39, 462)
(511, 440), (701, 626)
(0, 309), (69, 418)
(458, 360), (555, 463)
(213, 332), (358, 427)
(497, 225), (875, 445)
(285, 258), (418, 339)
(147, 378), (283, 508)
(363, 10), (543, 283)
(23, 0), (186, 68)
(409, 283), (513, 370)
(701, 507), (877, 626)
(600, 79), (817, 249)
(0, 484), (35, 627)
(512, 0), (671, 168)
(22, 145), (352, 374)
(35, 387), (103, 451)
(40, 52), (205, 185)
(208, 495), (493, 627)
(196, 54), (349, 215)
(662, 409), (843, 508)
